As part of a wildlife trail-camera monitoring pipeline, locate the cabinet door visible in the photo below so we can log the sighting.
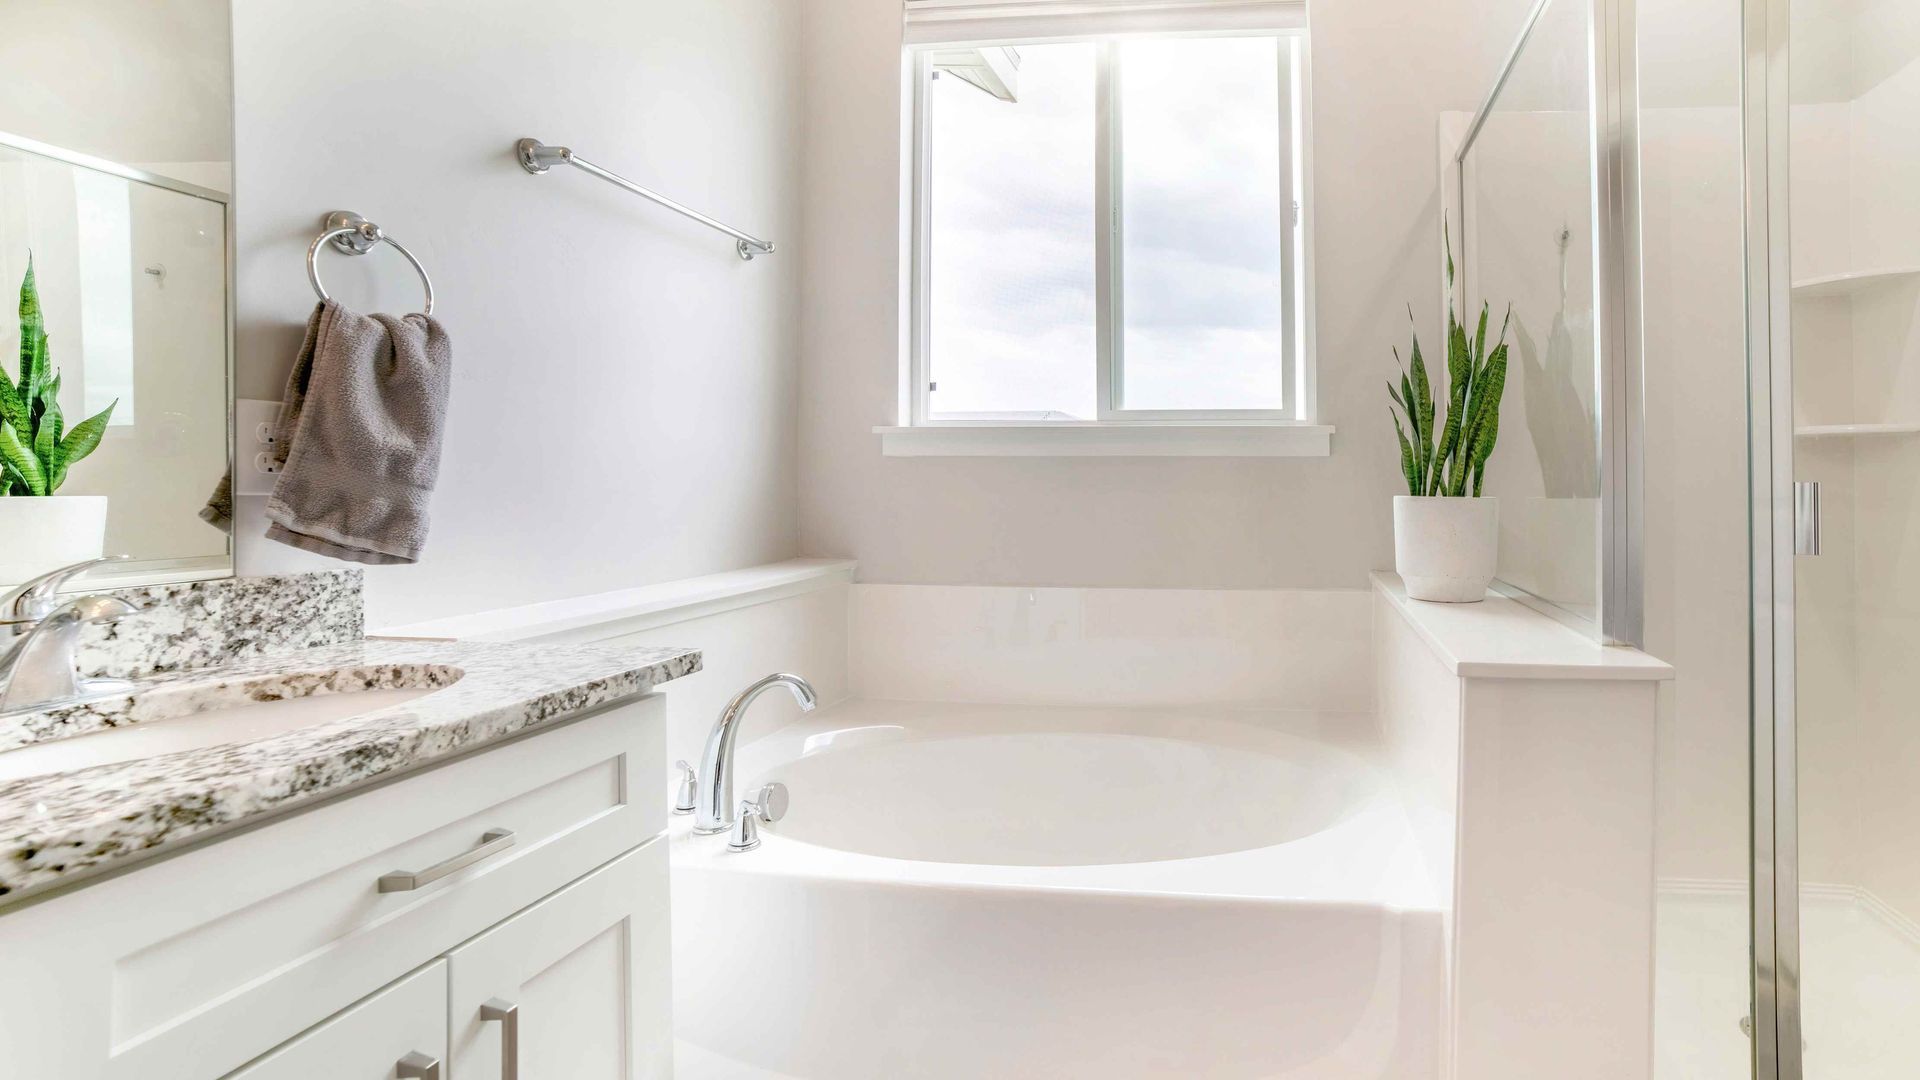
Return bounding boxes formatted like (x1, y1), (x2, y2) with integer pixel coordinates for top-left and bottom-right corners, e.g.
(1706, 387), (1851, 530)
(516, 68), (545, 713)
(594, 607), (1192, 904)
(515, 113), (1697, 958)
(448, 841), (671, 1080)
(226, 960), (447, 1080)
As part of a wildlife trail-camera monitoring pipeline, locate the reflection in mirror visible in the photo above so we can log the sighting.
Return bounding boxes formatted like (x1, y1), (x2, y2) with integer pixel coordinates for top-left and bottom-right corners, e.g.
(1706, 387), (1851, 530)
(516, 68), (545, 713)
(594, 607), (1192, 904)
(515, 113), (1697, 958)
(0, 0), (232, 587)
(1454, 0), (1602, 628)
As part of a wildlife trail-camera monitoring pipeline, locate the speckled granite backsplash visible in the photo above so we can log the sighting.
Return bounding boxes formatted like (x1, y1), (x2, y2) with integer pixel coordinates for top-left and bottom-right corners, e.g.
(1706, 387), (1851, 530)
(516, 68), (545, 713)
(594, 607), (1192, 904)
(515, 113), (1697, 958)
(78, 571), (365, 679)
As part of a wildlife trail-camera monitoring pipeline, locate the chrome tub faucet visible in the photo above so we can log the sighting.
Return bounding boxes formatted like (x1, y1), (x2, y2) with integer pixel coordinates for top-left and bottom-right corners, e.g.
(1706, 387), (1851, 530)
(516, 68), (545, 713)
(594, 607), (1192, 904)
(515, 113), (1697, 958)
(692, 672), (816, 837)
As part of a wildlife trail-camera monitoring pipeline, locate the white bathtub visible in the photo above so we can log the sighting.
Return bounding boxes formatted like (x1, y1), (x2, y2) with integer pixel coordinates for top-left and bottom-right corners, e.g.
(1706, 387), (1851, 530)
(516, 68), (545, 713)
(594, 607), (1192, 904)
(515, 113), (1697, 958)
(671, 700), (1444, 1080)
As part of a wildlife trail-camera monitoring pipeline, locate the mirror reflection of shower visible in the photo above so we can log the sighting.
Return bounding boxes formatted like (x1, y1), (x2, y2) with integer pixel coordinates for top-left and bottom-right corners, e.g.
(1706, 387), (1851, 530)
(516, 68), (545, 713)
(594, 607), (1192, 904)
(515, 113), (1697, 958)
(1517, 224), (1599, 499)
(1452, 0), (1604, 627)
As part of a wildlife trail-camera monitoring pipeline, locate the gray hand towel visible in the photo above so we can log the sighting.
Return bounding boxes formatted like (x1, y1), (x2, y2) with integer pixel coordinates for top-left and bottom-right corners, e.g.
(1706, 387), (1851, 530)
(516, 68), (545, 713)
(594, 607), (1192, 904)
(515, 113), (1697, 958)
(263, 300), (452, 565)
(198, 469), (233, 533)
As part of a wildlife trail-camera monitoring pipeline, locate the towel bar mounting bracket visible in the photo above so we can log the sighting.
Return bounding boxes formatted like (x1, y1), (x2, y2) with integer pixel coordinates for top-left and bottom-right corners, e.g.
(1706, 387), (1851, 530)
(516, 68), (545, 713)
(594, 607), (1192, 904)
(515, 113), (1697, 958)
(323, 211), (381, 256)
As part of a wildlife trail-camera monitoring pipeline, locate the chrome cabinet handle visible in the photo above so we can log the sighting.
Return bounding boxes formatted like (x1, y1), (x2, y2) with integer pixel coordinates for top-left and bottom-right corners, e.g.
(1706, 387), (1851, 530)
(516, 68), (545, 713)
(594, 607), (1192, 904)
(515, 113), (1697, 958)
(377, 828), (514, 893)
(481, 998), (520, 1080)
(397, 1050), (441, 1079)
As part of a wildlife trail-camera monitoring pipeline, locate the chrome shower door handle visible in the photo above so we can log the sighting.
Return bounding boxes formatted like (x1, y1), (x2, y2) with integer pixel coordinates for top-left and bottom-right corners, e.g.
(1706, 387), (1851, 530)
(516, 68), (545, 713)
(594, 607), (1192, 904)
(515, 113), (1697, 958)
(1795, 481), (1821, 556)
(377, 828), (515, 892)
(396, 1050), (441, 1079)
(481, 998), (520, 1080)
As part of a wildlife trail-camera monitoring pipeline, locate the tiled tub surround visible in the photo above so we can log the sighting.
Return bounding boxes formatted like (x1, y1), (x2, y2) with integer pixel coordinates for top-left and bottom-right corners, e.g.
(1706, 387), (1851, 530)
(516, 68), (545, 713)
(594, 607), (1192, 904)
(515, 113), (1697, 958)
(0, 573), (701, 903)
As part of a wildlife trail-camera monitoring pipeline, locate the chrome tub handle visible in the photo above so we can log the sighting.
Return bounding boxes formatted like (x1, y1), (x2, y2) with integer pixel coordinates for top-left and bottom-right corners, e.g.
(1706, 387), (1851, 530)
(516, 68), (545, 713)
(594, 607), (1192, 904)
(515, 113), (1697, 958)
(377, 828), (514, 893)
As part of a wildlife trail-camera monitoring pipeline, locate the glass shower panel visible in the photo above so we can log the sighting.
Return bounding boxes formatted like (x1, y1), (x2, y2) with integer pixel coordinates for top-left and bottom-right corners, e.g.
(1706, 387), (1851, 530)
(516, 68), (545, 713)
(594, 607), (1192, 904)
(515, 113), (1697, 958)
(1789, 1), (1920, 1073)
(1457, 0), (1604, 628)
(1631, 0), (1755, 1073)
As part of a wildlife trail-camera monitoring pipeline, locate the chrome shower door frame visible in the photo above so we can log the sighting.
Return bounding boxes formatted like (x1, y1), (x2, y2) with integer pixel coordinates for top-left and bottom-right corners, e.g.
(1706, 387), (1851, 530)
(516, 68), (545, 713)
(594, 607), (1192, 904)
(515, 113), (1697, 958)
(1741, 0), (1800, 1071)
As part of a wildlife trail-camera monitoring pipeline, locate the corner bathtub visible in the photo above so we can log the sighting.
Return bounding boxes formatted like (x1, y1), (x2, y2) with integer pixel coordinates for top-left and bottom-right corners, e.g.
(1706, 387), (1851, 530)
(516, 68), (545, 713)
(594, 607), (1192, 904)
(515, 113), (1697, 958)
(670, 701), (1444, 1080)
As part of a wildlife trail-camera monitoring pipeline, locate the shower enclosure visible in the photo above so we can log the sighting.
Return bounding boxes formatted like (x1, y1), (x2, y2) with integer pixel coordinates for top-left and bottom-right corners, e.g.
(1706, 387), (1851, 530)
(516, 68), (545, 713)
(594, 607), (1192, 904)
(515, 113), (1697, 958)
(1748, 0), (1920, 1075)
(1451, 0), (1916, 1074)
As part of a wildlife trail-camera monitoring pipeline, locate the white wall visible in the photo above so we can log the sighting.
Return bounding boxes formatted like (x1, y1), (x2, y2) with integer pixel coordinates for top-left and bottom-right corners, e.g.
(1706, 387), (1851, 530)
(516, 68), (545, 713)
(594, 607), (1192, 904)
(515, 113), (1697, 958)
(850, 583), (1371, 711)
(0, 0), (230, 171)
(229, 0), (805, 627)
(795, 0), (1531, 590)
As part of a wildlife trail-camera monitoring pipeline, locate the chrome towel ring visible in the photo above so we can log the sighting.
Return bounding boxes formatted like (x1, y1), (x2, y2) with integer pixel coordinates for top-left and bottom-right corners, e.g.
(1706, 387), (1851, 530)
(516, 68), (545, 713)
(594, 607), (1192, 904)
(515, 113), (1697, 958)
(307, 210), (435, 315)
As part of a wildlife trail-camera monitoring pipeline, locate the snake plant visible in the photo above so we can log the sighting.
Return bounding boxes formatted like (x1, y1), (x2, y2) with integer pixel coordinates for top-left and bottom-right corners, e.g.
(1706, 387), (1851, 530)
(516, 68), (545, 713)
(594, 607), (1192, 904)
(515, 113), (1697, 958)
(1388, 235), (1511, 497)
(0, 257), (115, 496)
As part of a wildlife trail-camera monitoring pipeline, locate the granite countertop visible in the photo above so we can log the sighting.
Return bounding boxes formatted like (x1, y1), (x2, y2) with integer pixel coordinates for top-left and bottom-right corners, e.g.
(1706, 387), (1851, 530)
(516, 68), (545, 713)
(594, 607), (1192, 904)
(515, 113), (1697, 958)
(0, 637), (701, 903)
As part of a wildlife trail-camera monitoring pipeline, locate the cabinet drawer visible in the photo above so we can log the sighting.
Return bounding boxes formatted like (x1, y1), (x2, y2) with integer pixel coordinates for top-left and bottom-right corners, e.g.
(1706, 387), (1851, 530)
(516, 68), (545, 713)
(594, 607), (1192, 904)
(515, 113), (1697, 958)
(0, 693), (666, 1080)
(225, 961), (447, 1080)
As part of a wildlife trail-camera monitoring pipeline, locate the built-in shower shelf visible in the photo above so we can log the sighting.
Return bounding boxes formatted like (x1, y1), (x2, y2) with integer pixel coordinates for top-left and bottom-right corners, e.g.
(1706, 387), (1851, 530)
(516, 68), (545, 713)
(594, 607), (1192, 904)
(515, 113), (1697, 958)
(1794, 422), (1920, 437)
(1790, 267), (1920, 298)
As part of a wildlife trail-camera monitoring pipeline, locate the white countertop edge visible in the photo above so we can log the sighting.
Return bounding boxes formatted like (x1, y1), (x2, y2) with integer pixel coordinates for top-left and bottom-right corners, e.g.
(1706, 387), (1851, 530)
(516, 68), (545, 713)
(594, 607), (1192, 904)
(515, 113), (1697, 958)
(375, 558), (857, 643)
(1371, 571), (1674, 682)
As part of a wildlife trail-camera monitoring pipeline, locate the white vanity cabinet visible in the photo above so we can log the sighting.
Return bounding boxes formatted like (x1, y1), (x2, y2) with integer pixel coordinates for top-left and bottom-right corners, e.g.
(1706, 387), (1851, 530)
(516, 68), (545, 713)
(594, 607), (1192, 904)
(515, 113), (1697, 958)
(0, 693), (674, 1080)
(448, 842), (672, 1080)
(225, 961), (450, 1080)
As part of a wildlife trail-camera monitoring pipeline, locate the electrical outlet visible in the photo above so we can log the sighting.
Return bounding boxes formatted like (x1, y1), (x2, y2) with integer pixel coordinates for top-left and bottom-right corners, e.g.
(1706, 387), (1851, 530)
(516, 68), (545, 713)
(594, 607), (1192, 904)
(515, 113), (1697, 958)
(235, 398), (282, 496)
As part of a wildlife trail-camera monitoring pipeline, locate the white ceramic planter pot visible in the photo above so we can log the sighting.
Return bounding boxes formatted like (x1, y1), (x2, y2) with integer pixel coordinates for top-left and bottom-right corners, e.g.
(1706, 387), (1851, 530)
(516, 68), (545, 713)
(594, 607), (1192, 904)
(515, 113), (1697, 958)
(0, 496), (108, 586)
(1393, 495), (1498, 603)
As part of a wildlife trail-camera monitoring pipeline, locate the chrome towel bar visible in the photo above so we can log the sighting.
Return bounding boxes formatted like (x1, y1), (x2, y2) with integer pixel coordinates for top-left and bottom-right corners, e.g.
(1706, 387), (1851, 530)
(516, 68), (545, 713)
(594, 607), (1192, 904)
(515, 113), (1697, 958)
(516, 137), (775, 261)
(307, 211), (435, 315)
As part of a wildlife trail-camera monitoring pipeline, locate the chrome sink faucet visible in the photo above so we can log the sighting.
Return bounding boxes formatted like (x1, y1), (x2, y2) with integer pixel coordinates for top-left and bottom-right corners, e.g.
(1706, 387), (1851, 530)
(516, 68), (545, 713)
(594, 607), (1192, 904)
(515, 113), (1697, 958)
(692, 672), (816, 836)
(0, 557), (139, 716)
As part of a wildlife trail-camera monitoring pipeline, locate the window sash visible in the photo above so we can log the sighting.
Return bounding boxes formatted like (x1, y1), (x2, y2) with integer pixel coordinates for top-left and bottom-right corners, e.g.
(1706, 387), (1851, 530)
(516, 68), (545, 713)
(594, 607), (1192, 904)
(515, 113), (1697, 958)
(905, 0), (1306, 47)
(909, 32), (1311, 425)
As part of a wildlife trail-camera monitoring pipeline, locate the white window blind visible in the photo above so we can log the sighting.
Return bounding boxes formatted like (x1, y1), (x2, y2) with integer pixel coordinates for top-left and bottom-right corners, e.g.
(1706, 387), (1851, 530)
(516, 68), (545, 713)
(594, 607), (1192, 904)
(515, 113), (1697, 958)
(904, 0), (1305, 45)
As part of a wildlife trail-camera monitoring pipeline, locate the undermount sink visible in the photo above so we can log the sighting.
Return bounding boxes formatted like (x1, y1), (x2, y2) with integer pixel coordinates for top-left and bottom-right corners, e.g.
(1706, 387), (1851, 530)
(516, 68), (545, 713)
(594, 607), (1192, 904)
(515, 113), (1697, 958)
(0, 671), (459, 784)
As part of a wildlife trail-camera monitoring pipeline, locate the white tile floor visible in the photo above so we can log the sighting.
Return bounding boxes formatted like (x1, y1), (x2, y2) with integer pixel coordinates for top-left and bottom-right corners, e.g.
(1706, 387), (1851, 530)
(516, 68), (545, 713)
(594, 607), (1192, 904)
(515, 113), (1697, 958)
(1656, 883), (1920, 1079)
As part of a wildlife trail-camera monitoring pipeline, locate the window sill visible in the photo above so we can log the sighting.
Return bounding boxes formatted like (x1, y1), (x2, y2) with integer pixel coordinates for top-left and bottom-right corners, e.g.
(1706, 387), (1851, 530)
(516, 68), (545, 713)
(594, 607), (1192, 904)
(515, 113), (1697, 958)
(874, 422), (1334, 458)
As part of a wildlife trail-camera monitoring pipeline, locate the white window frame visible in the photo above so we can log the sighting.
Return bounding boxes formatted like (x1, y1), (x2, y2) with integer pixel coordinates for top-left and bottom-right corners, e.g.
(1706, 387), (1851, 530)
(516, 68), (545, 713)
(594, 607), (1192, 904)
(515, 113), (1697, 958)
(904, 27), (1317, 429)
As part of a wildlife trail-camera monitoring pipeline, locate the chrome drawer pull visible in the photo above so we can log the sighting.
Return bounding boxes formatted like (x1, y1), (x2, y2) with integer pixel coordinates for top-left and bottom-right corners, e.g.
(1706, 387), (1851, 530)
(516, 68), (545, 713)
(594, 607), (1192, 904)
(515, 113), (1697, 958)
(481, 998), (520, 1080)
(377, 828), (515, 893)
(397, 1050), (442, 1079)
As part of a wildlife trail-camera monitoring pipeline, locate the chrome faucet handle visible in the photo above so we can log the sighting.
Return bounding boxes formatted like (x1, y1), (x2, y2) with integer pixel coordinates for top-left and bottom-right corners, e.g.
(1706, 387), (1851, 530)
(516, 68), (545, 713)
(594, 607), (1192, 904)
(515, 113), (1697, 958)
(726, 783), (788, 853)
(672, 760), (699, 815)
(1, 556), (131, 628)
(748, 782), (788, 824)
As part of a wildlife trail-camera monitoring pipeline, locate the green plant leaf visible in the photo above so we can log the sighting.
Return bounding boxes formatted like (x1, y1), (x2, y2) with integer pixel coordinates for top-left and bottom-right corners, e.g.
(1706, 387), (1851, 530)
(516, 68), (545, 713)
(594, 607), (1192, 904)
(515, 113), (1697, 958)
(1434, 307), (1472, 495)
(1391, 408), (1417, 496)
(1461, 342), (1509, 495)
(17, 256), (45, 401)
(0, 370), (25, 438)
(0, 421), (46, 495)
(57, 400), (114, 477)
(1409, 329), (1434, 459)
(31, 403), (56, 472)
(42, 372), (61, 445)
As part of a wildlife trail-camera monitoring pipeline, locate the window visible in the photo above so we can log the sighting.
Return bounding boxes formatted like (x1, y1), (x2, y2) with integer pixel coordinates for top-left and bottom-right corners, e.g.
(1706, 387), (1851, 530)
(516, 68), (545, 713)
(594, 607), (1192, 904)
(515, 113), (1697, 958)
(908, 30), (1312, 427)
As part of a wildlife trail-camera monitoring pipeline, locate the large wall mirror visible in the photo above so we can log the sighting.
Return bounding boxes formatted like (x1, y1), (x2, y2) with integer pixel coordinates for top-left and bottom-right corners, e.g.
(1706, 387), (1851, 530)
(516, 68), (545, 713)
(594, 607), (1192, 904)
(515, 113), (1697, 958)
(0, 0), (233, 588)
(1445, 0), (1644, 644)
